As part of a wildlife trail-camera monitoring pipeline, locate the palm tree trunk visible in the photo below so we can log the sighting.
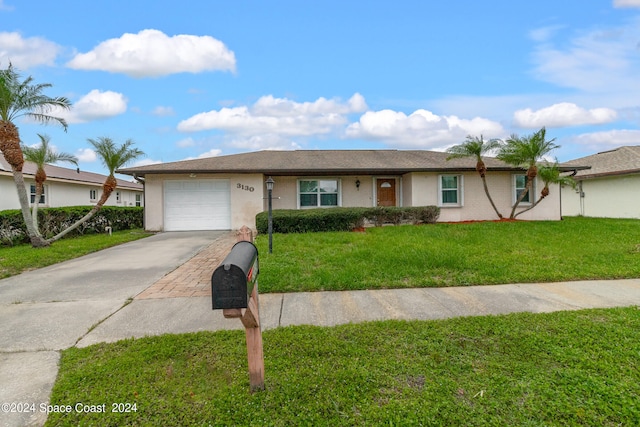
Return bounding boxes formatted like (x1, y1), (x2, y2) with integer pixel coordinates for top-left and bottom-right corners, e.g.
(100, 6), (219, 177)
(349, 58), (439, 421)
(480, 175), (503, 219)
(32, 185), (43, 232)
(514, 194), (546, 218)
(509, 168), (536, 219)
(10, 169), (48, 247)
(47, 180), (115, 243)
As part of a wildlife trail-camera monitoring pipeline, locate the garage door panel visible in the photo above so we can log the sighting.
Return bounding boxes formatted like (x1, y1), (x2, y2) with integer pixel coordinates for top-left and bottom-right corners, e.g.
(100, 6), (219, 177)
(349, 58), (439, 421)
(164, 179), (231, 231)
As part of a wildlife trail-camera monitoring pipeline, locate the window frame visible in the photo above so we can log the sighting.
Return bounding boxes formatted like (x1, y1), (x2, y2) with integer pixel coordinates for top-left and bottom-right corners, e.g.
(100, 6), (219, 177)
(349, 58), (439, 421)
(29, 184), (46, 205)
(513, 174), (535, 205)
(297, 178), (341, 209)
(438, 174), (464, 207)
(89, 189), (97, 201)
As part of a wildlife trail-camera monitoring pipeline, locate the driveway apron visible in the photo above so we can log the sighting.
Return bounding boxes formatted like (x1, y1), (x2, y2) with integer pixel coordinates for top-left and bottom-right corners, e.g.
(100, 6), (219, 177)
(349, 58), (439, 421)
(0, 231), (226, 427)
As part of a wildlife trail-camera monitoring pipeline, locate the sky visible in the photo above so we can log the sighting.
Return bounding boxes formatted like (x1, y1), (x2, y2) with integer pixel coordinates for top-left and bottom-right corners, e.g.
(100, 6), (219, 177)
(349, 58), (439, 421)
(2, 0), (640, 176)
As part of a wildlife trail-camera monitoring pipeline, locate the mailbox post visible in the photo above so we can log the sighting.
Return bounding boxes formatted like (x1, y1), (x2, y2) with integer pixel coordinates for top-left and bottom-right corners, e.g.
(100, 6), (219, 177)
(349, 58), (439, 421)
(211, 227), (265, 392)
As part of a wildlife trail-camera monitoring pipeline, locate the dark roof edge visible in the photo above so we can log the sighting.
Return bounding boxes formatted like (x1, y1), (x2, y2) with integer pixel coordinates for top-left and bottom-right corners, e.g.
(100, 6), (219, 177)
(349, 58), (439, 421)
(574, 168), (640, 180)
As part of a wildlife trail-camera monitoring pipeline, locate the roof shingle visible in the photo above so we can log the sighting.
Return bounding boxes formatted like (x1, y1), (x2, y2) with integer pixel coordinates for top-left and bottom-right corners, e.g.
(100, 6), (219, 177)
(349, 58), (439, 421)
(0, 153), (142, 190)
(118, 149), (586, 177)
(563, 146), (640, 179)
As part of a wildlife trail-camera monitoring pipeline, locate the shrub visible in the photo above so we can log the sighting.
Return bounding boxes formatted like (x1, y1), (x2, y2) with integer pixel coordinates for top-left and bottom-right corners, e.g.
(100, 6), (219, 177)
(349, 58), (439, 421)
(256, 206), (439, 234)
(0, 206), (144, 246)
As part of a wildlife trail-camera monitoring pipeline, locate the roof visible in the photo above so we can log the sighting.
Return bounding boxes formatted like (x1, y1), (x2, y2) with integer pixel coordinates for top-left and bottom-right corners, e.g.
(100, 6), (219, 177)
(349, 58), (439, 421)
(117, 149), (588, 177)
(563, 146), (640, 180)
(0, 153), (143, 190)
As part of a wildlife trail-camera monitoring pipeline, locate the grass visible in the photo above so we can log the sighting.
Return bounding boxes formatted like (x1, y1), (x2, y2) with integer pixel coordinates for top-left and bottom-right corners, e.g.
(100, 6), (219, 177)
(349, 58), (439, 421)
(0, 229), (153, 279)
(46, 307), (640, 426)
(255, 217), (640, 293)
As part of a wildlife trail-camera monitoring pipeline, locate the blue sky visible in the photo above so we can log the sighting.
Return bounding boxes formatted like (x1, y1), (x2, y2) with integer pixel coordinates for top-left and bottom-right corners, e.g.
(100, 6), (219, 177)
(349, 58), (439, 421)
(2, 0), (640, 175)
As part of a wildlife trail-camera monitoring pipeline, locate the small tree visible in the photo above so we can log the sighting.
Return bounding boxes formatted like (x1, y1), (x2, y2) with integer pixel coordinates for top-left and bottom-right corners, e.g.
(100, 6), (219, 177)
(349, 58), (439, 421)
(47, 137), (144, 243)
(513, 161), (576, 218)
(497, 127), (560, 219)
(22, 134), (78, 231)
(0, 64), (71, 247)
(447, 134), (504, 219)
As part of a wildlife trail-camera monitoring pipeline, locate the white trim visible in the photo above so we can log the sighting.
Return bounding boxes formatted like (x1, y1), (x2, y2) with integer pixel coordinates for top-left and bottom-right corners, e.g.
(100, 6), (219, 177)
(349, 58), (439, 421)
(373, 176), (400, 207)
(512, 174), (535, 205)
(296, 178), (342, 209)
(438, 174), (464, 207)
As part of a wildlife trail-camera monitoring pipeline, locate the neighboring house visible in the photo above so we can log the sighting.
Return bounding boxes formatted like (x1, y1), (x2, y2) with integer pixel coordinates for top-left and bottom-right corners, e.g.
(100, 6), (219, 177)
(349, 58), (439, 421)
(561, 146), (640, 219)
(118, 149), (586, 232)
(0, 153), (144, 211)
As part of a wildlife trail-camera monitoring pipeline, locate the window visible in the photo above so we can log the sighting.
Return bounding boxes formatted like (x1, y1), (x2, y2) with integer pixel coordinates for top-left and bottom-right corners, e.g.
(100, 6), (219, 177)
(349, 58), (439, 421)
(30, 184), (45, 204)
(90, 189), (97, 201)
(298, 179), (339, 208)
(116, 191), (121, 203)
(135, 194), (142, 207)
(439, 175), (463, 206)
(513, 174), (534, 204)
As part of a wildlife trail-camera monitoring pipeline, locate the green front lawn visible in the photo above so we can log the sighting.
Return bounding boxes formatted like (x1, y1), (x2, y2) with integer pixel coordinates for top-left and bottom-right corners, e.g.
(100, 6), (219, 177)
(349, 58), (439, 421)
(0, 229), (152, 279)
(47, 307), (640, 426)
(255, 217), (640, 293)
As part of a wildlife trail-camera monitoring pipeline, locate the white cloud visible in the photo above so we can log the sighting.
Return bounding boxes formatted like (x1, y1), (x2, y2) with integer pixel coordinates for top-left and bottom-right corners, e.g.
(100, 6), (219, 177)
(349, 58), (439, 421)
(346, 109), (505, 148)
(0, 1), (14, 11)
(197, 149), (222, 159)
(514, 102), (617, 128)
(177, 93), (367, 148)
(75, 148), (96, 162)
(53, 90), (127, 124)
(613, 0), (640, 8)
(0, 32), (59, 68)
(531, 17), (640, 93)
(176, 137), (196, 148)
(132, 158), (162, 167)
(528, 25), (565, 43)
(227, 134), (302, 151)
(152, 106), (175, 116)
(66, 29), (236, 78)
(571, 129), (640, 150)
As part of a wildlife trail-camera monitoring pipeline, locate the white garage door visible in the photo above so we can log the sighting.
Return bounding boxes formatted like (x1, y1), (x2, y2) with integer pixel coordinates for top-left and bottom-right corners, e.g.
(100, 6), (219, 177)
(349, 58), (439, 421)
(164, 180), (231, 231)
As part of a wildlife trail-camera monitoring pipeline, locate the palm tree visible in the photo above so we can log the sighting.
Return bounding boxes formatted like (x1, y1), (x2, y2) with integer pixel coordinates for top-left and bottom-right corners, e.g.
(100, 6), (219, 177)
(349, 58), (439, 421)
(0, 64), (71, 247)
(513, 161), (576, 218)
(446, 134), (504, 219)
(47, 137), (144, 243)
(22, 134), (78, 231)
(497, 127), (560, 219)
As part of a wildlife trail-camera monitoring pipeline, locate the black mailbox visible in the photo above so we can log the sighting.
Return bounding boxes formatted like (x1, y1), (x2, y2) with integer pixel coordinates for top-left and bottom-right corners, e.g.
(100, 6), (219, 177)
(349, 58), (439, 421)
(211, 241), (259, 310)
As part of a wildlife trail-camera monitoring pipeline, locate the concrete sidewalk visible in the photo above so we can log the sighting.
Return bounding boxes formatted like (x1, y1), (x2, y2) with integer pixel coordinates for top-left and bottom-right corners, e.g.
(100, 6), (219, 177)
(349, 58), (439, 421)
(77, 278), (640, 348)
(2, 229), (640, 427)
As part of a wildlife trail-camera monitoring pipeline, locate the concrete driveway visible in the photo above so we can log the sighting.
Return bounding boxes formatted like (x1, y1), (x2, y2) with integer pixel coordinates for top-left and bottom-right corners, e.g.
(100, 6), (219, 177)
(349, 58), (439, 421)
(0, 231), (227, 427)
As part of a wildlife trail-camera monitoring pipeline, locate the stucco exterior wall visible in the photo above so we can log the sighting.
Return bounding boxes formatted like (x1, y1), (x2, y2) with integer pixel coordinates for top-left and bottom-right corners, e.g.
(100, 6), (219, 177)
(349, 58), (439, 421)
(144, 173), (264, 231)
(0, 175), (142, 211)
(406, 171), (560, 221)
(143, 171), (563, 232)
(561, 174), (640, 218)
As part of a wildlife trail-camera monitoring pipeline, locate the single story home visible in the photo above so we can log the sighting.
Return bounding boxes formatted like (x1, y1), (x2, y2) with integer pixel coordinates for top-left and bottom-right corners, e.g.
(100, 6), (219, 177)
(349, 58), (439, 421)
(561, 145), (640, 219)
(0, 153), (144, 211)
(118, 149), (586, 232)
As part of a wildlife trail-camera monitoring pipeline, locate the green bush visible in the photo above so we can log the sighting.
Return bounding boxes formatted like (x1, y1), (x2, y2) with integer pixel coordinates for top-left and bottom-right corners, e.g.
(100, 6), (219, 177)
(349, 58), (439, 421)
(256, 206), (439, 234)
(0, 206), (144, 246)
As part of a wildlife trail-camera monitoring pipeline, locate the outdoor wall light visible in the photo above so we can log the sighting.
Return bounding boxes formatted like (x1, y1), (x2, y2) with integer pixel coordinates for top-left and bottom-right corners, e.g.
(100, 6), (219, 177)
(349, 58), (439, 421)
(355, 179), (360, 190)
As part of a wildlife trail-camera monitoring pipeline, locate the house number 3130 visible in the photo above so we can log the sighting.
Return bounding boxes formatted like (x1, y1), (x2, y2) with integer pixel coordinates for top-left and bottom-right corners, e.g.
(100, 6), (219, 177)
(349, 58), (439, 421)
(237, 183), (255, 192)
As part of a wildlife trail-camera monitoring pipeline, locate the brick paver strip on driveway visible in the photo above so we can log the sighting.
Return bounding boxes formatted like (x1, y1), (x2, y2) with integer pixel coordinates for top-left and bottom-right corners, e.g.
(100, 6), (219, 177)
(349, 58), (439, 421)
(135, 231), (238, 299)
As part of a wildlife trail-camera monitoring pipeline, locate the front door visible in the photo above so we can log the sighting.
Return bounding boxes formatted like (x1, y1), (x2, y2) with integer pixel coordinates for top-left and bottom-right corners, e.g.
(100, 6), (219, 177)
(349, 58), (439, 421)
(376, 178), (396, 207)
